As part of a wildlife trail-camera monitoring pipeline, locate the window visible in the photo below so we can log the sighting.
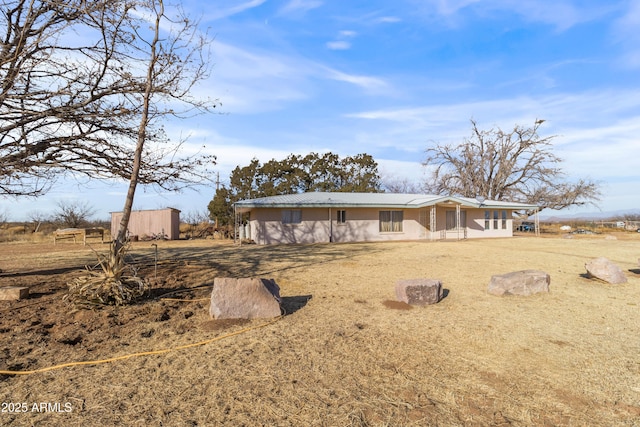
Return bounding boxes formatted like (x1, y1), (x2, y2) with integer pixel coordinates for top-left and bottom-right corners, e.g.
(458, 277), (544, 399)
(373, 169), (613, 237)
(484, 210), (490, 230)
(501, 210), (507, 230)
(446, 210), (467, 230)
(493, 210), (499, 230)
(337, 210), (346, 224)
(379, 210), (403, 232)
(282, 209), (302, 224)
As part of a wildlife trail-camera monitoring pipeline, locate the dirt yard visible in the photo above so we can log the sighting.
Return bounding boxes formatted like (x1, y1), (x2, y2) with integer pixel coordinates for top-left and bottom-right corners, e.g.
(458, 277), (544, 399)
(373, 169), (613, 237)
(0, 234), (639, 426)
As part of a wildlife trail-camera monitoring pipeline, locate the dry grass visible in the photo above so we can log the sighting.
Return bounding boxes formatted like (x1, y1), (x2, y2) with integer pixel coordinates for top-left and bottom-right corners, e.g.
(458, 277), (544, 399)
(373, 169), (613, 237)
(0, 235), (639, 426)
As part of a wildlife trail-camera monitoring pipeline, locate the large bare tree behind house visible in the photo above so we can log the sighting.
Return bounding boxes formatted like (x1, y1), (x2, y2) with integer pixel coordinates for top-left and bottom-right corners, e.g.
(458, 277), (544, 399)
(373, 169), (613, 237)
(423, 119), (600, 216)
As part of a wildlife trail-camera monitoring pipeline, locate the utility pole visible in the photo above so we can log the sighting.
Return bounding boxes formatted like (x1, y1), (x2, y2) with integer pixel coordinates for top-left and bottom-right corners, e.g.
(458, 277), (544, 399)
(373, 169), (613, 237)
(214, 171), (220, 229)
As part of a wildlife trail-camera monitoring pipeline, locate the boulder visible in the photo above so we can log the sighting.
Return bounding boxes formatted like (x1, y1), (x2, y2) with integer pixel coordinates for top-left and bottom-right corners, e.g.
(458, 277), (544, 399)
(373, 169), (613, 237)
(584, 257), (627, 284)
(488, 270), (550, 296)
(395, 279), (443, 306)
(210, 278), (282, 319)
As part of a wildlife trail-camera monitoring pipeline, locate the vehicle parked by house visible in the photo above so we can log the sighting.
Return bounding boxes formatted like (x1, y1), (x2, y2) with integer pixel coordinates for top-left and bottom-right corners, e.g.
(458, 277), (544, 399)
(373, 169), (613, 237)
(516, 222), (535, 232)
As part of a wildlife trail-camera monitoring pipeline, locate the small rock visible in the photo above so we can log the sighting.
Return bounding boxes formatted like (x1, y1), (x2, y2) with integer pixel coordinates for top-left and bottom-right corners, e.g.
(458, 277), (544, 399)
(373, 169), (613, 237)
(488, 270), (550, 296)
(395, 279), (443, 306)
(584, 257), (627, 284)
(0, 286), (29, 301)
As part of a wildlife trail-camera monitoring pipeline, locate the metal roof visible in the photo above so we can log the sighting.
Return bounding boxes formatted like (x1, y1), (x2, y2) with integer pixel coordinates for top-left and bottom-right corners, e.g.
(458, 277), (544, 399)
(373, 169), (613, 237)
(234, 192), (539, 211)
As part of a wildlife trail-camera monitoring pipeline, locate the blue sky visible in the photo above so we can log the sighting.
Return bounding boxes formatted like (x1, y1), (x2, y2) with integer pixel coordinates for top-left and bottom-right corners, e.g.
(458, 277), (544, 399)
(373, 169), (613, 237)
(3, 0), (640, 221)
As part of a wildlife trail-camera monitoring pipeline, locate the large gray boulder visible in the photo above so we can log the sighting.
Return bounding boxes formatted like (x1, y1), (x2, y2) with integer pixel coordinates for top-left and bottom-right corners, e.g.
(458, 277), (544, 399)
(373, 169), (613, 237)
(488, 270), (550, 296)
(395, 279), (443, 306)
(210, 278), (282, 319)
(584, 257), (627, 284)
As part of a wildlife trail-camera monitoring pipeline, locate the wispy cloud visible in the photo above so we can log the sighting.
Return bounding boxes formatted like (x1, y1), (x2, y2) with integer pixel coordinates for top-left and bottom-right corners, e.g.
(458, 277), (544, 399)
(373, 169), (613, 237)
(210, 41), (312, 113)
(432, 0), (481, 16)
(503, 1), (588, 31)
(209, 34), (392, 112)
(348, 89), (640, 127)
(279, 0), (323, 15)
(326, 30), (357, 50)
(613, 0), (640, 67)
(555, 117), (640, 178)
(412, 0), (613, 31)
(496, 59), (599, 91)
(326, 41), (351, 50)
(374, 16), (402, 23)
(206, 0), (268, 21)
(324, 68), (388, 92)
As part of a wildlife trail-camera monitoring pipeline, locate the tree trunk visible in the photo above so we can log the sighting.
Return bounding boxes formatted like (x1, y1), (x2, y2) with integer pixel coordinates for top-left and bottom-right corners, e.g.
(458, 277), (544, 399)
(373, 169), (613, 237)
(114, 0), (163, 252)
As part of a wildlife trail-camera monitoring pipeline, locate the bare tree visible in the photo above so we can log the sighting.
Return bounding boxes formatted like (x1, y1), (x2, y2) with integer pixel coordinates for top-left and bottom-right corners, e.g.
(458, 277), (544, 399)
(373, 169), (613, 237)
(0, 0), (222, 306)
(0, 0), (215, 198)
(27, 210), (49, 232)
(53, 200), (96, 228)
(423, 119), (600, 215)
(381, 175), (425, 194)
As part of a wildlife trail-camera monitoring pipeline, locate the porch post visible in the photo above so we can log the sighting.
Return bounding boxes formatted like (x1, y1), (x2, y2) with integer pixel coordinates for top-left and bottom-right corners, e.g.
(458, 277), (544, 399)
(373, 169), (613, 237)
(456, 204), (461, 240)
(233, 204), (237, 245)
(430, 207), (436, 241)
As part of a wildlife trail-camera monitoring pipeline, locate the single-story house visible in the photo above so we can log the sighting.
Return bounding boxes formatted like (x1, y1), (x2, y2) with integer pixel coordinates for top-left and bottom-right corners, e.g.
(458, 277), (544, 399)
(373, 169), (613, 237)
(234, 192), (539, 245)
(110, 207), (181, 240)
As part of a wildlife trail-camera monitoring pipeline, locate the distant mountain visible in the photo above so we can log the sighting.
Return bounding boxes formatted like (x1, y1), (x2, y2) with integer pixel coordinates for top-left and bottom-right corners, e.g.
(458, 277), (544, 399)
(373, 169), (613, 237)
(540, 208), (640, 221)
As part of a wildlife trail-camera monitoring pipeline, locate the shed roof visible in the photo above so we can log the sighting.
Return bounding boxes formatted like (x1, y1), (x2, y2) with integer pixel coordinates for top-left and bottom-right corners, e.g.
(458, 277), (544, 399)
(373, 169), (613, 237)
(234, 192), (539, 212)
(110, 207), (181, 214)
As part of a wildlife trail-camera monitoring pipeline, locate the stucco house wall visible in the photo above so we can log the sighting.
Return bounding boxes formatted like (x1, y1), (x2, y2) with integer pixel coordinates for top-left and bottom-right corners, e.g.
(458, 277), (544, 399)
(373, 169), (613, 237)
(251, 208), (330, 245)
(331, 207), (416, 243)
(248, 206), (516, 244)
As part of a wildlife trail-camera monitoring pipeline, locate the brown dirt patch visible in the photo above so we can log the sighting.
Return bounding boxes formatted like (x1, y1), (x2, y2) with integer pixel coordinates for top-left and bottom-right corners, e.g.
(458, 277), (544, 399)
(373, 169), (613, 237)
(382, 299), (413, 310)
(200, 318), (251, 332)
(1, 236), (639, 426)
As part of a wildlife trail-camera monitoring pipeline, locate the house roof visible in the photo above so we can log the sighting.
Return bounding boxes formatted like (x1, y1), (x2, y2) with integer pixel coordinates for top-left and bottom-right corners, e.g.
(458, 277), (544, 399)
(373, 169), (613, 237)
(234, 192), (539, 212)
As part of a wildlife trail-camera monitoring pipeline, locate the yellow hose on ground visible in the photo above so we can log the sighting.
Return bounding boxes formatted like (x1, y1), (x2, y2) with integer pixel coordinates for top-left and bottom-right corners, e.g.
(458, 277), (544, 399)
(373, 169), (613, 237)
(0, 316), (281, 376)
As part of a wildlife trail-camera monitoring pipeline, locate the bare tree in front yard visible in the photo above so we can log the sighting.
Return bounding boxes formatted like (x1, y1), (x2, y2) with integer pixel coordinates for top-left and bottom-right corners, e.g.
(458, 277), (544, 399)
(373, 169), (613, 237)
(0, 0), (215, 198)
(0, 0), (217, 306)
(79, 0), (215, 306)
